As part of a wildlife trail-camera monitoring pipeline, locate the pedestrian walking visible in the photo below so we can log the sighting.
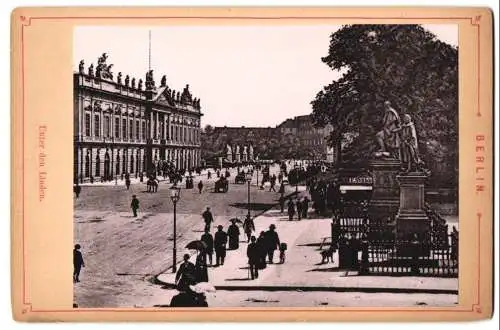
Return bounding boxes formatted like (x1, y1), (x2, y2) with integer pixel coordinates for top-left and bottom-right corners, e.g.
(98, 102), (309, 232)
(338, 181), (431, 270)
(302, 196), (309, 219)
(130, 195), (139, 217)
(246, 236), (259, 280)
(125, 177), (131, 190)
(198, 180), (203, 194)
(207, 170), (212, 180)
(279, 182), (285, 195)
(175, 254), (196, 291)
(200, 229), (214, 265)
(195, 251), (209, 283)
(170, 286), (208, 307)
(264, 224), (281, 263)
(296, 199), (303, 220)
(242, 214), (255, 243)
(202, 207), (214, 232)
(214, 225), (228, 266)
(279, 194), (285, 213)
(287, 198), (295, 221)
(73, 244), (85, 283)
(256, 231), (267, 269)
(74, 184), (81, 199)
(227, 219), (241, 250)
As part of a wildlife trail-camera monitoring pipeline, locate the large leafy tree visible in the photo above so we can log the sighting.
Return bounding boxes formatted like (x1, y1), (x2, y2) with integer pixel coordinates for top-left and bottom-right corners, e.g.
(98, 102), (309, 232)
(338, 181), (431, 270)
(311, 24), (458, 188)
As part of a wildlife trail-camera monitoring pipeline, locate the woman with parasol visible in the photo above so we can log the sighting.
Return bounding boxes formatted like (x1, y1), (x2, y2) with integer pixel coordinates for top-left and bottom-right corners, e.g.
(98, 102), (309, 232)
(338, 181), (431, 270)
(227, 218), (242, 250)
(185, 240), (209, 283)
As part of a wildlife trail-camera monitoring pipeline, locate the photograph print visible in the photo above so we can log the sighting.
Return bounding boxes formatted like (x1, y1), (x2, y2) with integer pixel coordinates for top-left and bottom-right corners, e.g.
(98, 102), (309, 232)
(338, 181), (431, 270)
(72, 23), (459, 308)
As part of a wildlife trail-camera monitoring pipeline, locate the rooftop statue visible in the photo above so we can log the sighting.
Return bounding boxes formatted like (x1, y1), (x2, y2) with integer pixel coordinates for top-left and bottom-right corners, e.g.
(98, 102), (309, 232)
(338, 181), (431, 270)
(117, 72), (122, 84)
(138, 79), (143, 90)
(145, 70), (155, 90)
(88, 63), (94, 77)
(79, 60), (84, 73)
(125, 75), (130, 87)
(131, 78), (136, 88)
(180, 84), (193, 105)
(161, 75), (167, 87)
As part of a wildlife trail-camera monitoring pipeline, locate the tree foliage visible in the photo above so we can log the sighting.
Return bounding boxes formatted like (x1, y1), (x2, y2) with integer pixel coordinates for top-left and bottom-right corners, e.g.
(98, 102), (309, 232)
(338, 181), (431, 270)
(311, 25), (458, 187)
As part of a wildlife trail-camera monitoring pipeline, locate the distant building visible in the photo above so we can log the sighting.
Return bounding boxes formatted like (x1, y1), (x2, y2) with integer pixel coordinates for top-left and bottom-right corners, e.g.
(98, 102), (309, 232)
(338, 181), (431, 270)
(73, 54), (202, 183)
(277, 115), (336, 162)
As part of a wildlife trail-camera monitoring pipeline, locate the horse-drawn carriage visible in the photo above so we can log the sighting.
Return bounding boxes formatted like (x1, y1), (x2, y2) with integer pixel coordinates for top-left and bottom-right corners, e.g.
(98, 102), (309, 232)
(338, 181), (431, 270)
(214, 176), (229, 193)
(234, 171), (246, 184)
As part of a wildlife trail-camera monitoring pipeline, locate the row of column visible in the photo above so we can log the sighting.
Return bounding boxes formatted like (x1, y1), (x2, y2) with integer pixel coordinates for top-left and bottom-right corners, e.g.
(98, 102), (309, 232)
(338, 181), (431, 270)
(76, 146), (146, 181)
(75, 146), (202, 181)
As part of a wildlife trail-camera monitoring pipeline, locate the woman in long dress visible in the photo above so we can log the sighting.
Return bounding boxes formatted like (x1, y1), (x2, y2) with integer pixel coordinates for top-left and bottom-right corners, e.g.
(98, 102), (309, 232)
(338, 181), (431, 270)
(227, 219), (240, 250)
(194, 251), (209, 283)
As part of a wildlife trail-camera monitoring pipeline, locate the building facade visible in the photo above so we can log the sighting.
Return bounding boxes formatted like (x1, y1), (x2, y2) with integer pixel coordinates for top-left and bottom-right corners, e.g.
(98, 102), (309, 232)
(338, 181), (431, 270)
(278, 115), (336, 162)
(74, 54), (202, 183)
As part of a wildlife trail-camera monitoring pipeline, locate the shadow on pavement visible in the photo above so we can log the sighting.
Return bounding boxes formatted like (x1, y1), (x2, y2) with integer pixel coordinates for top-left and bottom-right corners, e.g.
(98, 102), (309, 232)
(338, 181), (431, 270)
(229, 202), (276, 211)
(225, 277), (252, 281)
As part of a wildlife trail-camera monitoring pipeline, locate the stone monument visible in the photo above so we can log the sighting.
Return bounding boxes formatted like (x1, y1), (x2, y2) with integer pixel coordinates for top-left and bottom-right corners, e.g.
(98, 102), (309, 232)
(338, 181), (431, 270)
(242, 146), (248, 162)
(226, 144), (233, 163)
(249, 145), (254, 161)
(235, 145), (241, 163)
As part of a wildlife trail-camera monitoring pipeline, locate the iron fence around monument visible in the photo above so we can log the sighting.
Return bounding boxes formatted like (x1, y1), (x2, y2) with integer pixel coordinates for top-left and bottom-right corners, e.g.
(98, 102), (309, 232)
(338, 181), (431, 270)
(336, 217), (458, 277)
(367, 236), (458, 277)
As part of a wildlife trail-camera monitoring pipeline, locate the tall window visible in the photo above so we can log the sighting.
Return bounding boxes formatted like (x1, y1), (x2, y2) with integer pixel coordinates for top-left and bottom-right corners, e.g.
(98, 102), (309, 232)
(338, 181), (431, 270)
(85, 113), (91, 136)
(142, 121), (146, 140)
(136, 121), (140, 140)
(94, 114), (100, 137)
(104, 116), (110, 138)
(129, 119), (133, 139)
(114, 118), (119, 138)
(122, 118), (127, 139)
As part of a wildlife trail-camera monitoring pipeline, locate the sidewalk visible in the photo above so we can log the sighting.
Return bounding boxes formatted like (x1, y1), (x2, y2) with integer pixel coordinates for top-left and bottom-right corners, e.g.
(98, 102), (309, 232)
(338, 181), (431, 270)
(156, 204), (458, 294)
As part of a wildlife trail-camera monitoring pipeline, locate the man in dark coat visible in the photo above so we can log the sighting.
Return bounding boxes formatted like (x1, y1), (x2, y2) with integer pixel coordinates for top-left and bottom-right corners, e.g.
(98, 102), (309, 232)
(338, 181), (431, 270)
(302, 196), (310, 219)
(296, 199), (303, 220)
(214, 225), (228, 266)
(200, 229), (214, 265)
(264, 224), (281, 263)
(247, 236), (259, 279)
(279, 195), (285, 213)
(202, 207), (214, 232)
(287, 198), (295, 221)
(73, 244), (85, 283)
(175, 254), (196, 291)
(74, 184), (81, 198)
(198, 180), (203, 194)
(256, 231), (267, 269)
(130, 195), (139, 217)
(227, 219), (240, 250)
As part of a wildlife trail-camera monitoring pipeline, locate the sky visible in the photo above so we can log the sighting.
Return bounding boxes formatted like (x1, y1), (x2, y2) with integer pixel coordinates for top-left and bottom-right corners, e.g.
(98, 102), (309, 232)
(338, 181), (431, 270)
(74, 24), (457, 128)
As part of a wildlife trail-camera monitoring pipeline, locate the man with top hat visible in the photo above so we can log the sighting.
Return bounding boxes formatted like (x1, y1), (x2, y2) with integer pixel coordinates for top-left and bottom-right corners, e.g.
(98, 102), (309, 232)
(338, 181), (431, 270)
(264, 224), (281, 263)
(214, 225), (228, 266)
(175, 254), (196, 291)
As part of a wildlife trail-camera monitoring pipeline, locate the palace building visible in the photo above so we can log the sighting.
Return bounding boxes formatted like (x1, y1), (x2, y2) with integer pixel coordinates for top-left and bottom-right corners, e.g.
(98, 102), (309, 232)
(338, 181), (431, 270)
(74, 53), (203, 183)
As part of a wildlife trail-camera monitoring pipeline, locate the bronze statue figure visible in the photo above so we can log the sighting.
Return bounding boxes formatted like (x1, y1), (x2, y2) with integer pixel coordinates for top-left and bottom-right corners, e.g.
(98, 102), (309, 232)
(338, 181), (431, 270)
(375, 101), (401, 158)
(79, 60), (85, 73)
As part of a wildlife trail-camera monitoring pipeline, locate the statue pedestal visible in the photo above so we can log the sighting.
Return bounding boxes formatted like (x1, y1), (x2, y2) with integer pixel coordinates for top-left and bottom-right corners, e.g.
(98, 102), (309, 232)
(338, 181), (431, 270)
(395, 173), (430, 241)
(369, 158), (401, 220)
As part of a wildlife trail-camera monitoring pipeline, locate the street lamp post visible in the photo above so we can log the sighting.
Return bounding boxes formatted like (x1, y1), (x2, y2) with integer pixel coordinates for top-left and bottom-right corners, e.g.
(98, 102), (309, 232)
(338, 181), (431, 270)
(170, 184), (181, 273)
(246, 172), (253, 218)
